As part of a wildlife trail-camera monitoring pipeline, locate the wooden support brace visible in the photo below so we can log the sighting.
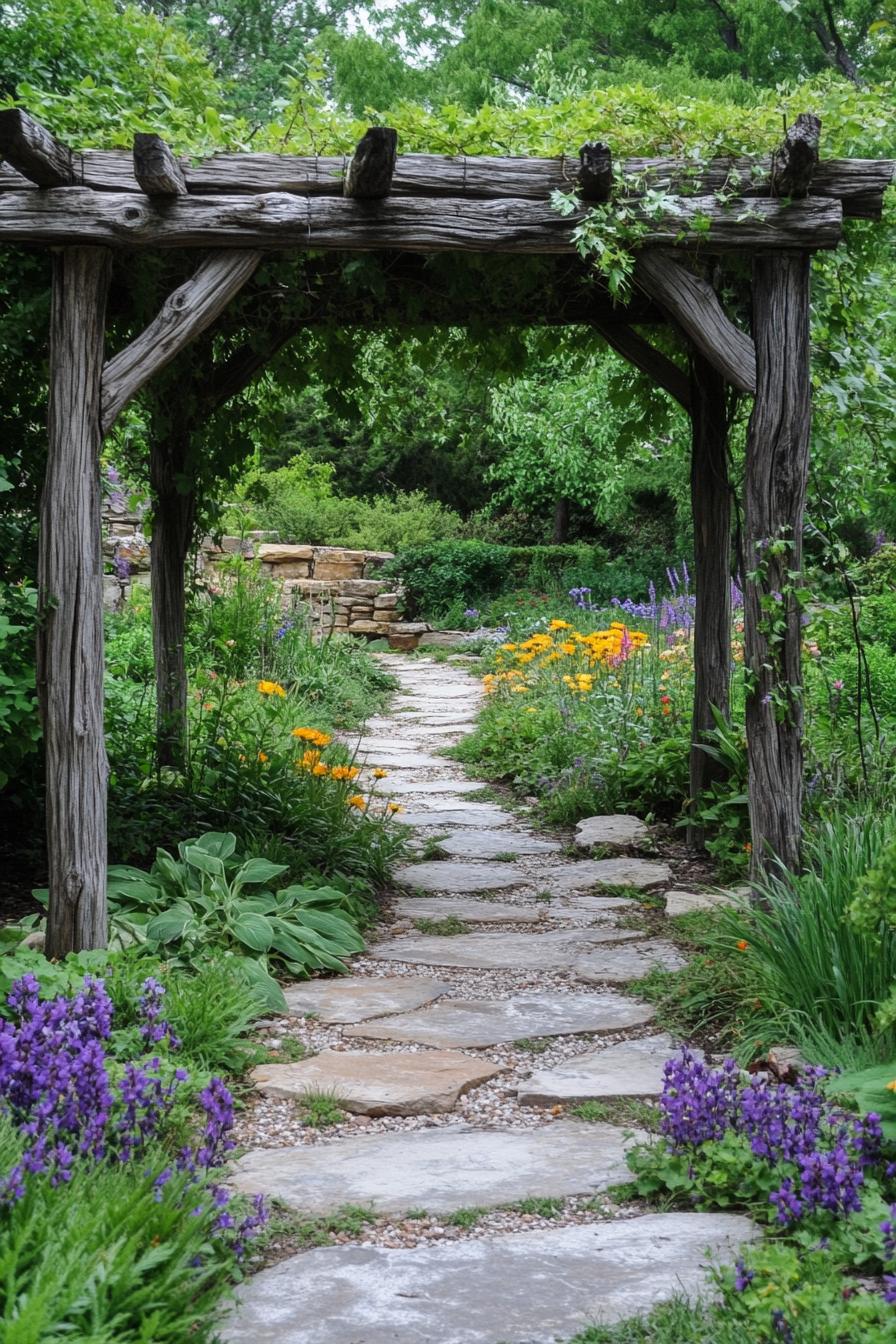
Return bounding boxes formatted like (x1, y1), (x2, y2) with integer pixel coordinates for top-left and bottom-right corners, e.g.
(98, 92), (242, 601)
(101, 250), (261, 434)
(344, 128), (398, 199)
(773, 113), (821, 197)
(0, 108), (74, 186)
(595, 322), (691, 411)
(635, 251), (756, 394)
(133, 133), (188, 196)
(578, 142), (613, 201)
(39, 246), (112, 956)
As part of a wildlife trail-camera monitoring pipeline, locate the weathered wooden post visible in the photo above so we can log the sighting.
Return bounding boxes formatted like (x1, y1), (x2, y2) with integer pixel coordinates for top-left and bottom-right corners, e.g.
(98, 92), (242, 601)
(688, 349), (732, 839)
(38, 247), (112, 955)
(743, 251), (812, 875)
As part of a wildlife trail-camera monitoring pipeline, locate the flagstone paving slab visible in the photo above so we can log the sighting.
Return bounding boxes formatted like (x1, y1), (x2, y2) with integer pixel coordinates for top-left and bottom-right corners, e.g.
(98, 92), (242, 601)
(344, 991), (655, 1047)
(575, 814), (651, 850)
(393, 896), (549, 925)
(222, 1212), (757, 1344)
(394, 806), (513, 828)
(282, 976), (450, 1024)
(380, 778), (483, 796)
(551, 894), (640, 915)
(546, 857), (674, 892)
(354, 749), (449, 768)
(573, 940), (688, 984)
(664, 888), (738, 916)
(516, 1033), (695, 1106)
(251, 1049), (501, 1115)
(370, 927), (640, 970)
(393, 861), (523, 892)
(231, 1121), (638, 1216)
(435, 829), (562, 857)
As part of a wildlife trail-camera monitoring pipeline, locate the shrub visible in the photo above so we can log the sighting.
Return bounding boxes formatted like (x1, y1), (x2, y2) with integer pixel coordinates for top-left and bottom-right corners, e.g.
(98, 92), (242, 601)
(0, 581), (40, 790)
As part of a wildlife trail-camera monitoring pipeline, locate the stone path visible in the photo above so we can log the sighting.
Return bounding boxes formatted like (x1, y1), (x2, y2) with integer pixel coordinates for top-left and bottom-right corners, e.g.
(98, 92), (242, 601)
(226, 654), (754, 1341)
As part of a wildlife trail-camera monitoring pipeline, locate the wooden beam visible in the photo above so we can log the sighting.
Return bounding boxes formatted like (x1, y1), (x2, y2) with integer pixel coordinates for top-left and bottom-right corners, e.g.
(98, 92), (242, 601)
(38, 247), (112, 957)
(578, 142), (612, 201)
(0, 190), (844, 253)
(1, 146), (889, 218)
(595, 322), (691, 410)
(635, 251), (756, 394)
(0, 108), (74, 186)
(743, 251), (812, 876)
(344, 127), (398, 199)
(133, 133), (188, 196)
(101, 250), (261, 434)
(773, 113), (821, 198)
(688, 349), (732, 843)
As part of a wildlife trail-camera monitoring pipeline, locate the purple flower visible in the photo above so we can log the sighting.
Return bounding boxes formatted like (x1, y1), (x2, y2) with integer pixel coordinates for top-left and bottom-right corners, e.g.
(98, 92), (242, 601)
(463, 608), (480, 620)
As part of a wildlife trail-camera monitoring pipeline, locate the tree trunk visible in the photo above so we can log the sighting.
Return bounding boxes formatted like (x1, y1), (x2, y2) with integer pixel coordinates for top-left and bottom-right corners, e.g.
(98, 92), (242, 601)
(552, 497), (570, 543)
(150, 428), (196, 769)
(38, 247), (111, 956)
(688, 348), (732, 845)
(743, 252), (812, 877)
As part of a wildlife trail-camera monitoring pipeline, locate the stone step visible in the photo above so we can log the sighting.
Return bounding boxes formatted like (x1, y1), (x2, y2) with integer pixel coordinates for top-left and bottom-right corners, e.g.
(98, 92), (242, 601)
(283, 975), (449, 1024)
(573, 940), (687, 984)
(231, 1120), (639, 1217)
(355, 749), (450, 768)
(344, 990), (654, 1047)
(369, 927), (641, 971)
(574, 813), (651, 850)
(434, 829), (562, 858)
(251, 1048), (501, 1116)
(382, 779), (484, 796)
(222, 1212), (758, 1344)
(394, 806), (513, 829)
(545, 857), (674, 892)
(394, 861), (523, 893)
(516, 1033), (699, 1106)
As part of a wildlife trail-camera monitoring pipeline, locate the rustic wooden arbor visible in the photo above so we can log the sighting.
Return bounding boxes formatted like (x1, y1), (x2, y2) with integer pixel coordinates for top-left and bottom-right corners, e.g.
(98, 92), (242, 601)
(0, 109), (892, 956)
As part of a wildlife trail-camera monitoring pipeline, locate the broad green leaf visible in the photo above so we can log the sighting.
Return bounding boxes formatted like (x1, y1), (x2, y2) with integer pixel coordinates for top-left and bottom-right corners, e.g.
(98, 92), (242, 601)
(232, 912), (275, 952)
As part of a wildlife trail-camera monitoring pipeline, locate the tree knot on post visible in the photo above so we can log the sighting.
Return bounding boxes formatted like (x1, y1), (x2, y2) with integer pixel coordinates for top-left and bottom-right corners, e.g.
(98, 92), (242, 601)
(771, 113), (821, 198)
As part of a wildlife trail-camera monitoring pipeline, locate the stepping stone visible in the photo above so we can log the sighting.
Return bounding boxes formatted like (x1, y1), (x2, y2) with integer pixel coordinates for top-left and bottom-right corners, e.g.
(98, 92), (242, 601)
(222, 1212), (758, 1344)
(251, 1049), (500, 1116)
(396, 806), (512, 828)
(394, 686), (477, 700)
(282, 976), (449, 1024)
(344, 991), (654, 1047)
(382, 779), (483, 796)
(394, 896), (550, 925)
(393, 861), (522, 893)
(575, 814), (650, 850)
(551, 894), (639, 915)
(355, 749), (448, 768)
(573, 940), (688, 984)
(665, 888), (738, 916)
(547, 857), (673, 892)
(370, 927), (639, 970)
(517, 1033), (697, 1105)
(230, 1120), (638, 1217)
(435, 829), (561, 857)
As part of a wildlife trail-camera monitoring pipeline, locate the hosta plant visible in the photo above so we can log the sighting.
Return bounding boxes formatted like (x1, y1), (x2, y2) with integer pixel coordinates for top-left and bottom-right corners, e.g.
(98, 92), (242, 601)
(106, 832), (366, 1010)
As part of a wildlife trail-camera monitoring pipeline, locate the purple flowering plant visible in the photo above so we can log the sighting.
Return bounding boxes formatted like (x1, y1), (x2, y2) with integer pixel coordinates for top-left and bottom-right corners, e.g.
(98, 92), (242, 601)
(0, 969), (266, 1261)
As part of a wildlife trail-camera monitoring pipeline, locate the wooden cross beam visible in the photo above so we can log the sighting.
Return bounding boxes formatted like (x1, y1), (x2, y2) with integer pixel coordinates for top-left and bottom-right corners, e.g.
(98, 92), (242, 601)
(344, 128), (398, 199)
(0, 108), (75, 186)
(133, 133), (188, 196)
(594, 322), (691, 411)
(0, 189), (844, 252)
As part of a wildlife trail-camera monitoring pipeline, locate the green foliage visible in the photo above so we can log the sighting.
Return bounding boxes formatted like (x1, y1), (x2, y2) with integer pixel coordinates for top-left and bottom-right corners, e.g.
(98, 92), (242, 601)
(298, 1091), (346, 1129)
(0, 1119), (238, 1342)
(106, 831), (369, 1011)
(830, 1062), (896, 1140)
(0, 583), (40, 790)
(721, 813), (896, 1067)
(412, 915), (469, 936)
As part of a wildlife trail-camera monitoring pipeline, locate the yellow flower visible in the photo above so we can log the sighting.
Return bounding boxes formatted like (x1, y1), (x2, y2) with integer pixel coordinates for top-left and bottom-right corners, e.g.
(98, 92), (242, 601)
(331, 764), (360, 782)
(886, 1080), (896, 1093)
(257, 751), (268, 763)
(387, 802), (404, 814)
(549, 619), (571, 630)
(561, 642), (576, 655)
(312, 762), (329, 776)
(301, 749), (322, 768)
(372, 768), (389, 779)
(292, 727), (332, 746)
(257, 680), (286, 697)
(347, 794), (366, 810)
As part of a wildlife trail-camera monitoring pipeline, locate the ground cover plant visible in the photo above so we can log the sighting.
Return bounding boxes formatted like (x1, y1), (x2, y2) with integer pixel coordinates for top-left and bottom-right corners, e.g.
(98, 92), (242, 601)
(0, 965), (266, 1340)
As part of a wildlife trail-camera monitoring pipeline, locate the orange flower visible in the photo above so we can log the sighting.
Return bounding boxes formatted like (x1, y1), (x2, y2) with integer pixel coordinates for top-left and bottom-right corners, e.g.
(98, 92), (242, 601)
(257, 751), (268, 763)
(331, 764), (360, 782)
(737, 939), (749, 952)
(387, 802), (404, 814)
(347, 794), (366, 810)
(372, 768), (389, 779)
(312, 763), (329, 776)
(301, 749), (322, 768)
(257, 680), (286, 697)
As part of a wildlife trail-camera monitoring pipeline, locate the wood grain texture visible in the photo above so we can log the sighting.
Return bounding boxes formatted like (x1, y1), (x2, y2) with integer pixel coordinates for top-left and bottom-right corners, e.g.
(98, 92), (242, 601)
(688, 349), (732, 842)
(38, 247), (111, 956)
(772, 114), (821, 198)
(0, 189), (844, 253)
(133, 133), (188, 196)
(101, 250), (261, 433)
(0, 108), (74, 186)
(344, 128), (398, 199)
(0, 148), (887, 217)
(743, 251), (812, 876)
(635, 251), (756, 393)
